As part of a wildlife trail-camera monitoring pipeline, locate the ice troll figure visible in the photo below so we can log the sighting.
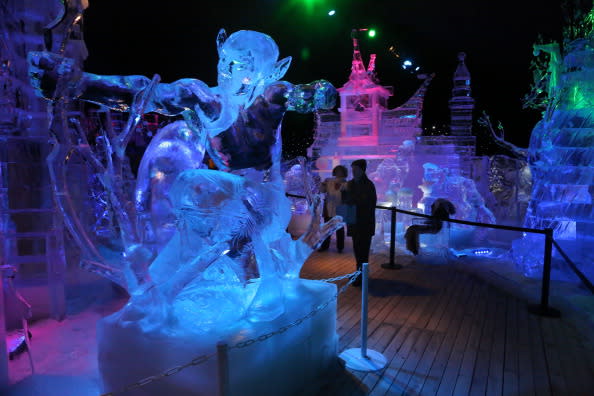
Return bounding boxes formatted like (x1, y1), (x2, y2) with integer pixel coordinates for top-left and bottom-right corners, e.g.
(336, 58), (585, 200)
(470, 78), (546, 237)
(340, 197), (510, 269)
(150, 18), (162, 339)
(28, 29), (341, 326)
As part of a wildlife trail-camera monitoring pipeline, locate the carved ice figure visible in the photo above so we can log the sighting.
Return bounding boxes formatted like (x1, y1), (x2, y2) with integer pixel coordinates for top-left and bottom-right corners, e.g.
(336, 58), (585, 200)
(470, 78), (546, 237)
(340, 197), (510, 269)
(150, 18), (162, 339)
(28, 29), (338, 300)
(120, 167), (335, 331)
(134, 120), (207, 255)
(29, 24), (343, 395)
(416, 163), (445, 213)
(370, 158), (401, 202)
(516, 28), (594, 278)
(283, 158), (320, 214)
(417, 163), (495, 224)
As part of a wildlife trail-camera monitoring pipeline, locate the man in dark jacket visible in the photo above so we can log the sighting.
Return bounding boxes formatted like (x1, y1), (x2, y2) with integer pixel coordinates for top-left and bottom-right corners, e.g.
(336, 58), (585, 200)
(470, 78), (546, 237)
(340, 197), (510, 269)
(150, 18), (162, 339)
(343, 159), (377, 286)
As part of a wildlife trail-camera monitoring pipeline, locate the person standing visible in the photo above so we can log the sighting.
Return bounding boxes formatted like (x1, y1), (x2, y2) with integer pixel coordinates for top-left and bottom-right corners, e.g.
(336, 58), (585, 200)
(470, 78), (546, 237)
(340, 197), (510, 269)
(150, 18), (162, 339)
(343, 159), (377, 286)
(318, 165), (348, 252)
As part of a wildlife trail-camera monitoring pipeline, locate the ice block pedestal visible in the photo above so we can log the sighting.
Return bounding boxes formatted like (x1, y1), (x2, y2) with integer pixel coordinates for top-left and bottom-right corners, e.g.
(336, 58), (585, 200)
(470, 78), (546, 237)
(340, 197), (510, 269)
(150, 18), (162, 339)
(97, 279), (337, 396)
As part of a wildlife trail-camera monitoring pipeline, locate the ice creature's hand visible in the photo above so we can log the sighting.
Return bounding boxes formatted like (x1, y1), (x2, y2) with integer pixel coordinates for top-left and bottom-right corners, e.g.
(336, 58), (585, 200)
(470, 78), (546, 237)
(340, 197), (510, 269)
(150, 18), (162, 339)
(123, 243), (156, 293)
(313, 80), (337, 110)
(285, 80), (336, 113)
(27, 51), (81, 100)
(300, 194), (345, 249)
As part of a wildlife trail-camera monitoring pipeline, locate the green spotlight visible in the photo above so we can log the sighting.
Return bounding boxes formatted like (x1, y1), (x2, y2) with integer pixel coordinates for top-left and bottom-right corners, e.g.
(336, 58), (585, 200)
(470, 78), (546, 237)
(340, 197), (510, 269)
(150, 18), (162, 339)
(300, 0), (323, 13)
(368, 29), (376, 38)
(301, 47), (311, 61)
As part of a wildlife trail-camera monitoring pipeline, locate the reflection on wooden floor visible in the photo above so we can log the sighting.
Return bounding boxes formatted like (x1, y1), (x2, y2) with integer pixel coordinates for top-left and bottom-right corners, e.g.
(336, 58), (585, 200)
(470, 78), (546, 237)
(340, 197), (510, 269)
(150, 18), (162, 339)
(302, 248), (594, 396)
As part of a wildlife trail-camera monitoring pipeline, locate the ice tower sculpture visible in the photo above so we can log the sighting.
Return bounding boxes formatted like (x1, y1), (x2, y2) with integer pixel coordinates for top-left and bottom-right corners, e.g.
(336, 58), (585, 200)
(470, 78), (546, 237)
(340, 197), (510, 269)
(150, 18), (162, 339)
(308, 30), (434, 182)
(414, 52), (477, 180)
(29, 26), (343, 395)
(518, 31), (594, 278)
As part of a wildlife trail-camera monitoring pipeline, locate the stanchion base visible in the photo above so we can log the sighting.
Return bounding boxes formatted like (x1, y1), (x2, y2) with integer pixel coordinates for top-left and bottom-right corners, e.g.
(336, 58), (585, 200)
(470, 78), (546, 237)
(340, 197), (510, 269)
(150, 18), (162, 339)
(527, 304), (561, 318)
(381, 262), (403, 270)
(339, 348), (387, 372)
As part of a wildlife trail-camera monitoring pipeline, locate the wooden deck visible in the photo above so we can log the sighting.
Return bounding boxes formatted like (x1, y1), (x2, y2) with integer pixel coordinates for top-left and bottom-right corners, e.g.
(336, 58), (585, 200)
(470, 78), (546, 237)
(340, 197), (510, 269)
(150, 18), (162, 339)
(301, 247), (594, 396)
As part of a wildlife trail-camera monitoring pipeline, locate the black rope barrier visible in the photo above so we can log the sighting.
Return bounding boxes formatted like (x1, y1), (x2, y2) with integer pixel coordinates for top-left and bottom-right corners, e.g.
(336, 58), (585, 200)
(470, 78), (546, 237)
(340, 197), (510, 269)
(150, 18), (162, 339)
(552, 239), (594, 295)
(286, 192), (567, 317)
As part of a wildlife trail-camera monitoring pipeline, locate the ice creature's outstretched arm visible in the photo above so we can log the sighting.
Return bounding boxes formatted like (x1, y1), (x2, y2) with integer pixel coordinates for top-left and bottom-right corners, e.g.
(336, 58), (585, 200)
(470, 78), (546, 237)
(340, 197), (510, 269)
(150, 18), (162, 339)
(28, 51), (222, 120)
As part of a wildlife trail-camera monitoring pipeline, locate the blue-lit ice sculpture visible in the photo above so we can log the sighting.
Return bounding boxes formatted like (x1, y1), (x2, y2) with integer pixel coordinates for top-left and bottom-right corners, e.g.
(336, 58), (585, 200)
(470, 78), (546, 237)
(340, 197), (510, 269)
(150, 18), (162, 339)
(515, 29), (594, 279)
(29, 29), (342, 395)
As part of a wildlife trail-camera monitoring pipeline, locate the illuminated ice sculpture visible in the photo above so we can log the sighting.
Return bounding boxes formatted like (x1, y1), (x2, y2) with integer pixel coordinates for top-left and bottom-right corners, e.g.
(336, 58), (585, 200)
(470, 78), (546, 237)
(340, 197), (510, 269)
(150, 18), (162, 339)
(29, 29), (342, 395)
(516, 24), (594, 279)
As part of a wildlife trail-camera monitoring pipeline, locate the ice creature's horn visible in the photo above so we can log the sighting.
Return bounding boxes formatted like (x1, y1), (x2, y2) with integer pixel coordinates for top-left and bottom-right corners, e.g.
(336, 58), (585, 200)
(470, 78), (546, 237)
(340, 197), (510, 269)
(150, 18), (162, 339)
(43, 0), (67, 52)
(217, 29), (227, 54)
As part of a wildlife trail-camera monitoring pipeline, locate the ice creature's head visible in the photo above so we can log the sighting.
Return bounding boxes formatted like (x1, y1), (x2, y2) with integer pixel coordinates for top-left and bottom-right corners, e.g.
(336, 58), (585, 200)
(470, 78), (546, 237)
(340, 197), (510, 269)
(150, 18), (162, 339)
(216, 29), (292, 108)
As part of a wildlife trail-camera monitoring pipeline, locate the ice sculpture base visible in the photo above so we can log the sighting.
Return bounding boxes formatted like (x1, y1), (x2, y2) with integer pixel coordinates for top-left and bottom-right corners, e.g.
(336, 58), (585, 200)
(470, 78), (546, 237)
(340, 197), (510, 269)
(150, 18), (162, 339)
(97, 279), (337, 396)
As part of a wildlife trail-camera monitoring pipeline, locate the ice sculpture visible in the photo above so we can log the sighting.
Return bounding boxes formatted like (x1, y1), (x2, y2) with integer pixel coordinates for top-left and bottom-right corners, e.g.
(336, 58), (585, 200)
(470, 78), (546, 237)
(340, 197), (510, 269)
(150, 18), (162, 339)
(488, 155), (532, 225)
(518, 27), (594, 278)
(369, 157), (408, 202)
(28, 28), (338, 285)
(309, 32), (433, 182)
(283, 157), (321, 214)
(416, 163), (495, 224)
(283, 158), (321, 237)
(29, 28), (343, 394)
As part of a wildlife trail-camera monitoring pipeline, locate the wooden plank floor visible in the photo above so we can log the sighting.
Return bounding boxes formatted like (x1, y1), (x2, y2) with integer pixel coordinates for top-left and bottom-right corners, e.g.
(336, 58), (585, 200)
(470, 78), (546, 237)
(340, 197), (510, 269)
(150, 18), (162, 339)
(301, 245), (594, 396)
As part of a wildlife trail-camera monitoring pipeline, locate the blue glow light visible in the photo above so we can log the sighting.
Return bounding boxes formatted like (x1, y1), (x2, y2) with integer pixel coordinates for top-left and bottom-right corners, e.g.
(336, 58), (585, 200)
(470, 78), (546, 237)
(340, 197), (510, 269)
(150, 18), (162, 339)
(472, 248), (492, 256)
(403, 60), (412, 66)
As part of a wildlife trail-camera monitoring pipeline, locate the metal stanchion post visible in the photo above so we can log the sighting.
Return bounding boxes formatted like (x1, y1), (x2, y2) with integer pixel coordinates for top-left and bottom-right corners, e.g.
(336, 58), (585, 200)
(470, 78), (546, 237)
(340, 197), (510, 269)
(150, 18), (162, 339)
(382, 208), (402, 270)
(361, 262), (368, 358)
(339, 263), (387, 371)
(217, 342), (230, 396)
(528, 228), (561, 317)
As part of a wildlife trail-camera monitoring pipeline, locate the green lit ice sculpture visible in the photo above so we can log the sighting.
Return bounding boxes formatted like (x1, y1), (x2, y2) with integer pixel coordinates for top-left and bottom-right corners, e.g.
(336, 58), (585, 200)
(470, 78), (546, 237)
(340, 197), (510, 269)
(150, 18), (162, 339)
(516, 9), (594, 280)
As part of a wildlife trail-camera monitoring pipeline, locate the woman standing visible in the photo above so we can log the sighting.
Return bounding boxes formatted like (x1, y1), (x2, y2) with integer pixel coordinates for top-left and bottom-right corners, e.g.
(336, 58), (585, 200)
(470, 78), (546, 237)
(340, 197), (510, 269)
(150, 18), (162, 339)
(318, 165), (348, 252)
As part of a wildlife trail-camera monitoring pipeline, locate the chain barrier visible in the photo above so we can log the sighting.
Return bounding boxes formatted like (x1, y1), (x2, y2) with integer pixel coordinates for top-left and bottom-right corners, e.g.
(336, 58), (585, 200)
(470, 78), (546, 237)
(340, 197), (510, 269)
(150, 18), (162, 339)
(100, 353), (215, 396)
(231, 270), (361, 350)
(317, 271), (361, 284)
(99, 270), (360, 395)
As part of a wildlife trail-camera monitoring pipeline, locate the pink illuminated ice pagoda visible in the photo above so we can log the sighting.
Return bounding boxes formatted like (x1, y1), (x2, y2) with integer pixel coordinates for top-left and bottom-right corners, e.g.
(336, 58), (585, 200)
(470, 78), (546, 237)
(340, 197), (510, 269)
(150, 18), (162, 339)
(309, 31), (434, 179)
